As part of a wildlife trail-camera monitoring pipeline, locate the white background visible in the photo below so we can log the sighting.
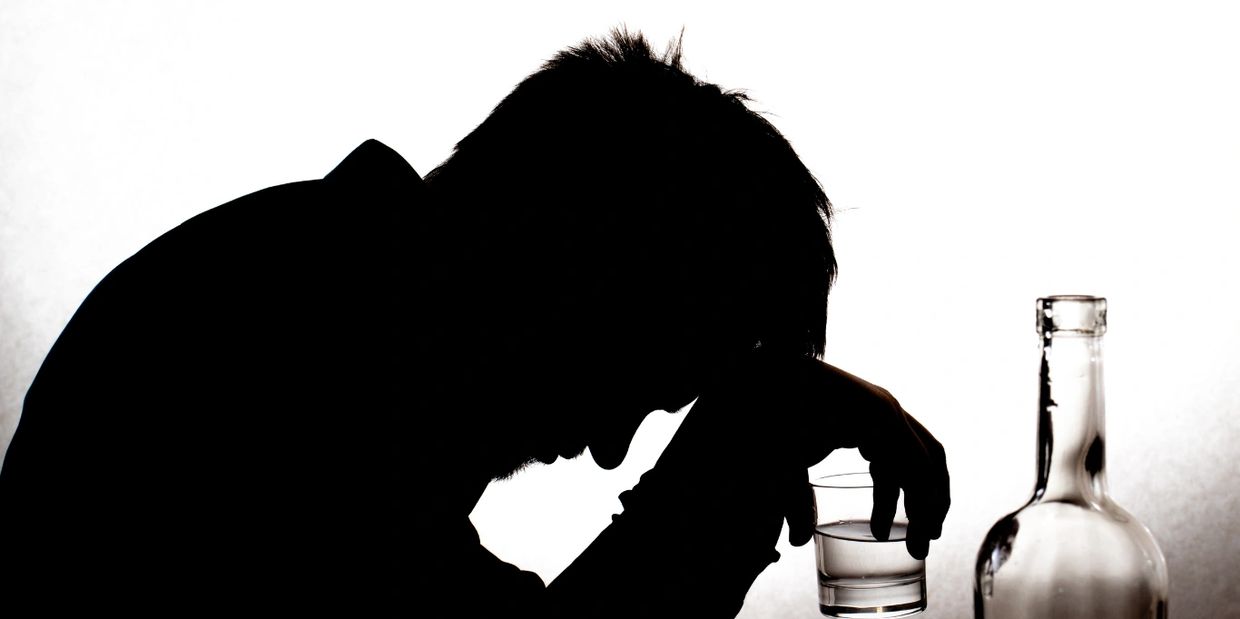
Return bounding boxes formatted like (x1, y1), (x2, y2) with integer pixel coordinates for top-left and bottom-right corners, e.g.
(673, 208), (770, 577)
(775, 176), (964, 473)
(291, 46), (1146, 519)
(2, 2), (1238, 616)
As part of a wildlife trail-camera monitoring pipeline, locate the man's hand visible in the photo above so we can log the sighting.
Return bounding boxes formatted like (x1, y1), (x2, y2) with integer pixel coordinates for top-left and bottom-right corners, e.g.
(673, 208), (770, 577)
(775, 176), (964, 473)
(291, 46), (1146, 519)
(656, 353), (951, 560)
(547, 353), (950, 619)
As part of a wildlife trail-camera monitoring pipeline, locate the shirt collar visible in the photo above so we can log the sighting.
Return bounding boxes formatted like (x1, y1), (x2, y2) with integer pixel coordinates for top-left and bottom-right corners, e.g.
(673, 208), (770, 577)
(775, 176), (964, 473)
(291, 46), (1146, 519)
(325, 139), (427, 201)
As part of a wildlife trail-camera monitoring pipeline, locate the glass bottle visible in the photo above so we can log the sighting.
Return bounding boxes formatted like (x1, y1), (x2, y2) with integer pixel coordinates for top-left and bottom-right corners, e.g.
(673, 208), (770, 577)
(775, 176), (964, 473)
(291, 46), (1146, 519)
(974, 296), (1169, 618)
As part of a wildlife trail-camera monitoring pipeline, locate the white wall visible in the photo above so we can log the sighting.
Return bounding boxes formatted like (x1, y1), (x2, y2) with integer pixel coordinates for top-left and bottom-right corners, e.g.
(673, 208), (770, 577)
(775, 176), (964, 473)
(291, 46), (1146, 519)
(2, 2), (1237, 616)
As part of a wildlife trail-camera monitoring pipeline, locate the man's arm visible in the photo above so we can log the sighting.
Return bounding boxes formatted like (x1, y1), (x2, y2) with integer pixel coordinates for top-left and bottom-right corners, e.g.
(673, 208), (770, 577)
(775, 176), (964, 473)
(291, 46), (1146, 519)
(544, 354), (950, 618)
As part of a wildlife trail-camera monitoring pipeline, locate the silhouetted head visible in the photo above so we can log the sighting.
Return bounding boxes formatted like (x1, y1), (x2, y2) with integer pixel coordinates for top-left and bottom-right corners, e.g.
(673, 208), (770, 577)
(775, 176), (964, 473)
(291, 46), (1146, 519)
(421, 29), (836, 475)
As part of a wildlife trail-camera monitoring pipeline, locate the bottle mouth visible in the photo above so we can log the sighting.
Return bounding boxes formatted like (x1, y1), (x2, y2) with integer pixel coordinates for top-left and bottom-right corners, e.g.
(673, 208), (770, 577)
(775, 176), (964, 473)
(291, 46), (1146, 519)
(1037, 295), (1107, 336)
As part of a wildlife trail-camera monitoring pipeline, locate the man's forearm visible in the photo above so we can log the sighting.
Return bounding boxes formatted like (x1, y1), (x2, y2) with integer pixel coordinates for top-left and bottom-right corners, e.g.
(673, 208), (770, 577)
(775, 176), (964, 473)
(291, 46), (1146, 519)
(545, 468), (780, 618)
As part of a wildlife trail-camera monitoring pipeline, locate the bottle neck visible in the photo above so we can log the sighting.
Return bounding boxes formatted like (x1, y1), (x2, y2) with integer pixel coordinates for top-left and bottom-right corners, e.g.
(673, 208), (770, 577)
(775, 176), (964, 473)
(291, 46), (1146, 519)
(1034, 332), (1109, 505)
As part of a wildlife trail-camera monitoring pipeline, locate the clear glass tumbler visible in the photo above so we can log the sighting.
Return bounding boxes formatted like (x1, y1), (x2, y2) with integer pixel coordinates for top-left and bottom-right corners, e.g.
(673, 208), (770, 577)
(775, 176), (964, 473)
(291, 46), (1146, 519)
(813, 472), (926, 618)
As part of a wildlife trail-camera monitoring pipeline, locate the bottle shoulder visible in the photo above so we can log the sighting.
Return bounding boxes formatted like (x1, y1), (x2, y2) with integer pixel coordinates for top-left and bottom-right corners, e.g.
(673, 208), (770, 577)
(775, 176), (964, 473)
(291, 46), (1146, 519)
(1006, 499), (1159, 537)
(978, 499), (1168, 580)
(975, 499), (1170, 617)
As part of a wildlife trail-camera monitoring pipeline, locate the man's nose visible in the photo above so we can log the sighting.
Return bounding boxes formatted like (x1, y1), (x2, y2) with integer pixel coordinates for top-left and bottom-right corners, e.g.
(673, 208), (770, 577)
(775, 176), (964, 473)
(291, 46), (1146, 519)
(588, 407), (650, 470)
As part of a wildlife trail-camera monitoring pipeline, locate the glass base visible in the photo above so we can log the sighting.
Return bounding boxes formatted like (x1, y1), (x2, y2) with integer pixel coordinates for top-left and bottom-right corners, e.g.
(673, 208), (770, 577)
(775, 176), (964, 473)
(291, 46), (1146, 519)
(819, 577), (926, 618)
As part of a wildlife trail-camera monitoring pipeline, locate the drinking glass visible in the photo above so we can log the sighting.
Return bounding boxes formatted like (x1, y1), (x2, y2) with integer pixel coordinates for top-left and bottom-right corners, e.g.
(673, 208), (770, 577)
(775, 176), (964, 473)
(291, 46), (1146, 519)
(813, 472), (926, 618)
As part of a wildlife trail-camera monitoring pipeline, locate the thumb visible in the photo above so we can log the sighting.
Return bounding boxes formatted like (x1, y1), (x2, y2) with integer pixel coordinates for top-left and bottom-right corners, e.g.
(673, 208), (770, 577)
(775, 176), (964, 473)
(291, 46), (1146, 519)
(785, 468), (814, 547)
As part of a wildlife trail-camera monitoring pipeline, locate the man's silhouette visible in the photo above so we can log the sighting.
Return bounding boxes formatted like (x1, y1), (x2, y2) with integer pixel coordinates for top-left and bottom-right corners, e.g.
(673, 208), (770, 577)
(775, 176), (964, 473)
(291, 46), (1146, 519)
(0, 31), (949, 617)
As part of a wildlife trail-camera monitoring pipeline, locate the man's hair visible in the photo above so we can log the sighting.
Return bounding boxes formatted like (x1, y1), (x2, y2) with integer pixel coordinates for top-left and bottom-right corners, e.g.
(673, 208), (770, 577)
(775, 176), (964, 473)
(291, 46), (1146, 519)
(424, 29), (836, 360)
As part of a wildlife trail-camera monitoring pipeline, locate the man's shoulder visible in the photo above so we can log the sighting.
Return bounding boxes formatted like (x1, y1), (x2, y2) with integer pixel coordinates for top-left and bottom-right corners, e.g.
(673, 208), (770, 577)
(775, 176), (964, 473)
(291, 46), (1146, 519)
(167, 139), (424, 250)
(325, 139), (421, 192)
(61, 139), (424, 333)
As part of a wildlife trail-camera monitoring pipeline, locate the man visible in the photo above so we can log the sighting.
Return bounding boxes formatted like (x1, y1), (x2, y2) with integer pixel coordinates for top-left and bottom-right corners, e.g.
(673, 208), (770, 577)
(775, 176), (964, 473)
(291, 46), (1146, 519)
(0, 30), (948, 616)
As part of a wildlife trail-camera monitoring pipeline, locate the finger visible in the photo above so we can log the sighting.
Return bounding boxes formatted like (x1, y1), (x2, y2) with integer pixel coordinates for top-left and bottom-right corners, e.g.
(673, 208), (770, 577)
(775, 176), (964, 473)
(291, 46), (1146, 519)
(901, 417), (950, 541)
(778, 466), (818, 545)
(905, 518), (930, 560)
(925, 441), (950, 541)
(919, 465), (949, 541)
(785, 472), (814, 547)
(869, 460), (899, 542)
(901, 476), (933, 560)
(785, 468), (814, 547)
(896, 435), (947, 560)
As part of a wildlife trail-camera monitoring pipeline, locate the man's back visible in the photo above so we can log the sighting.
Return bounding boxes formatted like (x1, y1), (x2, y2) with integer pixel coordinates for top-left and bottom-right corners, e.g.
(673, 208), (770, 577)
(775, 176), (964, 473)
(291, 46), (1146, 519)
(0, 140), (421, 611)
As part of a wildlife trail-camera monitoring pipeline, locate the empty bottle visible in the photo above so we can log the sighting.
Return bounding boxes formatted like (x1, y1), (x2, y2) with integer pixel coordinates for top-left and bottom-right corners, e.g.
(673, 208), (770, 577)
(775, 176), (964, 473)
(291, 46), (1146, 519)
(974, 295), (1168, 618)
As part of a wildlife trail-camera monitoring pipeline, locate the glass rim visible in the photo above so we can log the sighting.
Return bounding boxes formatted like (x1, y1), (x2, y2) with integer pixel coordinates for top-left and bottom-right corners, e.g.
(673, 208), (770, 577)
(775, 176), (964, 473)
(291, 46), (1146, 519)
(810, 471), (873, 489)
(1038, 294), (1106, 302)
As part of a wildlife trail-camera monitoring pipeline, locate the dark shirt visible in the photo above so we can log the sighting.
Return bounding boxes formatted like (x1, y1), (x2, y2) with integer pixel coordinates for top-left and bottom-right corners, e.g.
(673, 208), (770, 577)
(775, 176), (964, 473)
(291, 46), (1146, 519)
(1, 141), (779, 617)
(0, 140), (543, 615)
